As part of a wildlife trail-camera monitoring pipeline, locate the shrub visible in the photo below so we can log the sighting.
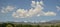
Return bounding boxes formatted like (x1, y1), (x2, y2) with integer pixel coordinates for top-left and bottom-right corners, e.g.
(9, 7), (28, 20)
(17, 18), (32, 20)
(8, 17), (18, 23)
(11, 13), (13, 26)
(6, 24), (13, 27)
(51, 25), (55, 27)
(44, 26), (49, 27)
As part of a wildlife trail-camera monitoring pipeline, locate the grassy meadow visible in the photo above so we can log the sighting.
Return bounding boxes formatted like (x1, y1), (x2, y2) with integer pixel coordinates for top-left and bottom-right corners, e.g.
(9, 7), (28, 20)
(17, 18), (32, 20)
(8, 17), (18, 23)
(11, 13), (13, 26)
(0, 22), (60, 27)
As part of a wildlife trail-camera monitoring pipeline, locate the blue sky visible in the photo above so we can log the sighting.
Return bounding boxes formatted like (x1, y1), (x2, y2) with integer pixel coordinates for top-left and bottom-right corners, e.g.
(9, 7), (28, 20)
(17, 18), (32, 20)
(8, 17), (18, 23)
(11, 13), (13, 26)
(0, 0), (60, 22)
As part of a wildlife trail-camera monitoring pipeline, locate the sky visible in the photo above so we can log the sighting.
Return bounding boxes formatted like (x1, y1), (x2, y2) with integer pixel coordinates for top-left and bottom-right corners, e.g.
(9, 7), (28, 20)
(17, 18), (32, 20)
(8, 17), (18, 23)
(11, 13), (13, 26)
(0, 0), (60, 22)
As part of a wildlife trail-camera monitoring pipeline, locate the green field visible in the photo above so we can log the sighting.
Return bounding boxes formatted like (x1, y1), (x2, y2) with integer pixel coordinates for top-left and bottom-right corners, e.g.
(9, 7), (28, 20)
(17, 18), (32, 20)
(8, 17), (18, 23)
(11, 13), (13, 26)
(0, 23), (60, 27)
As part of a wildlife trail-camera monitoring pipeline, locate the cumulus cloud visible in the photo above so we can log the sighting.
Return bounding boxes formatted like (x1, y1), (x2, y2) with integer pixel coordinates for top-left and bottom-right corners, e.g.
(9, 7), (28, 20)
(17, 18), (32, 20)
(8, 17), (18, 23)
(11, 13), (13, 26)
(12, 1), (43, 18)
(1, 6), (15, 13)
(37, 11), (56, 16)
(56, 6), (60, 11)
(40, 0), (44, 5)
(12, 1), (56, 18)
(44, 11), (56, 16)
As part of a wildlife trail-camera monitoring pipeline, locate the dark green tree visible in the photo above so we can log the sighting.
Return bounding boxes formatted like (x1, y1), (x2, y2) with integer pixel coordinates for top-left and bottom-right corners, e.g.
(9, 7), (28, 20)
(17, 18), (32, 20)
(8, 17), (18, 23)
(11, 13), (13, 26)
(0, 24), (2, 27)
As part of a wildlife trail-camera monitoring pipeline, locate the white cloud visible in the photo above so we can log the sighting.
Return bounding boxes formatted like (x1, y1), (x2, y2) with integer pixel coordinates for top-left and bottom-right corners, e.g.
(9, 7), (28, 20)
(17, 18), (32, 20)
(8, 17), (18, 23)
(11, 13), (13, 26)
(31, 1), (36, 7)
(44, 11), (56, 16)
(37, 14), (40, 16)
(40, 20), (49, 22)
(24, 21), (28, 23)
(56, 6), (60, 11)
(40, 0), (44, 5)
(40, 20), (47, 22)
(12, 9), (28, 18)
(12, 1), (44, 18)
(12, 1), (56, 18)
(37, 11), (56, 16)
(1, 6), (15, 13)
